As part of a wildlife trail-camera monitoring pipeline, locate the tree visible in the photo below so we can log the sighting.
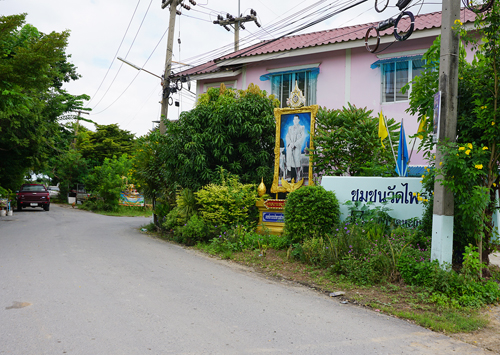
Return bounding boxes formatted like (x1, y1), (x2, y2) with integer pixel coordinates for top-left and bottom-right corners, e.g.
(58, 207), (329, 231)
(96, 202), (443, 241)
(405, 6), (500, 265)
(311, 104), (399, 177)
(0, 14), (88, 191)
(149, 83), (278, 191)
(85, 154), (132, 210)
(78, 124), (136, 168)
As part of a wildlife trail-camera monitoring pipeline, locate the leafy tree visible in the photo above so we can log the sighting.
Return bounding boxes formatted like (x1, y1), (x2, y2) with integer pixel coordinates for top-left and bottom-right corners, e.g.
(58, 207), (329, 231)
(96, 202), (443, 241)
(78, 124), (136, 167)
(311, 104), (399, 177)
(84, 154), (132, 210)
(151, 83), (278, 191)
(405, 6), (500, 265)
(0, 14), (88, 191)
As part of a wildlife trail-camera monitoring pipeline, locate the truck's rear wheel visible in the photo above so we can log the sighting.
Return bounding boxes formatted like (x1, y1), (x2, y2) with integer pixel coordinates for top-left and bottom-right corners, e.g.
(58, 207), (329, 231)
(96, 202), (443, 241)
(44, 204), (50, 211)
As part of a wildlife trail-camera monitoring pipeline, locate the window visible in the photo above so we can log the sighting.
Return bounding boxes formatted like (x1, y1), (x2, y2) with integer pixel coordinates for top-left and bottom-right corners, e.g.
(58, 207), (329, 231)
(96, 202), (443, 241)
(270, 70), (317, 107)
(382, 58), (425, 103)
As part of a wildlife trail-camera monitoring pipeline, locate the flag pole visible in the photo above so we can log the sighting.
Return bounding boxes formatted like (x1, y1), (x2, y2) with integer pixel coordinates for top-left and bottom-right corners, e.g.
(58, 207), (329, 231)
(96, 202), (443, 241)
(384, 114), (397, 168)
(408, 137), (417, 164)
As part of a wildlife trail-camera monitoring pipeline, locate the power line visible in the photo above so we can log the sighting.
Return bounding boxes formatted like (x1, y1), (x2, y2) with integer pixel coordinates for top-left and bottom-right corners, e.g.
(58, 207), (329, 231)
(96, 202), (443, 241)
(85, 0), (142, 107)
(91, 0), (155, 111)
(92, 25), (169, 115)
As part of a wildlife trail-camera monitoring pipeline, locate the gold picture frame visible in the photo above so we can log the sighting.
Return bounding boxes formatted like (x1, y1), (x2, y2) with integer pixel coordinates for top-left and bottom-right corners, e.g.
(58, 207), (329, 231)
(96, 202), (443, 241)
(271, 105), (318, 193)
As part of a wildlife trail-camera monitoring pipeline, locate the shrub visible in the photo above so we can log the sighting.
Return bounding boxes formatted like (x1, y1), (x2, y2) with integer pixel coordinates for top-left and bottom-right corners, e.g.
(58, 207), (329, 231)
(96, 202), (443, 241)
(174, 214), (212, 246)
(84, 154), (132, 210)
(195, 173), (258, 228)
(284, 186), (340, 243)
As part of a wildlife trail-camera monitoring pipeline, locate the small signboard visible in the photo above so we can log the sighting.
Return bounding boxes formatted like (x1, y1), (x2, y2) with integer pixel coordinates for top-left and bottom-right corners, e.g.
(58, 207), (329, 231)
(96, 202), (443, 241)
(119, 184), (145, 207)
(262, 212), (285, 223)
(264, 199), (286, 210)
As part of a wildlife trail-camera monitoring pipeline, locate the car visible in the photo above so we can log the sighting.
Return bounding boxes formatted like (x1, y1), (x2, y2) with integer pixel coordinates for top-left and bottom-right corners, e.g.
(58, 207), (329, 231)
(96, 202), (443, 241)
(16, 184), (50, 211)
(47, 186), (60, 198)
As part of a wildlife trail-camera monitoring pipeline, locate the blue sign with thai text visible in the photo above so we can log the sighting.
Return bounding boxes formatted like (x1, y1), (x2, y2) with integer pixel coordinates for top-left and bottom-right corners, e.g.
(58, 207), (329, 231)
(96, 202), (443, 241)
(263, 212), (285, 223)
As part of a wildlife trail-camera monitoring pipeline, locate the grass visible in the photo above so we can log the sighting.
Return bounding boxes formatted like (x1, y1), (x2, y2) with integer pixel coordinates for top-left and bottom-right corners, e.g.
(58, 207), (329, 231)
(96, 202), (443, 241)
(133, 227), (499, 337)
(77, 203), (153, 217)
(224, 248), (495, 334)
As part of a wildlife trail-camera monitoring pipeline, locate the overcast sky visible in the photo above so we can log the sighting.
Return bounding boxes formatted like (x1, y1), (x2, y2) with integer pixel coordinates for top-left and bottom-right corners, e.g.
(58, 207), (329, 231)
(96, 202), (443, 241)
(3, 0), (442, 138)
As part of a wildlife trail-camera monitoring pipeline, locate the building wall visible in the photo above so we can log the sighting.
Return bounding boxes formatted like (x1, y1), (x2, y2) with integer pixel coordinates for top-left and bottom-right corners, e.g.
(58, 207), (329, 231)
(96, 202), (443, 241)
(196, 36), (439, 166)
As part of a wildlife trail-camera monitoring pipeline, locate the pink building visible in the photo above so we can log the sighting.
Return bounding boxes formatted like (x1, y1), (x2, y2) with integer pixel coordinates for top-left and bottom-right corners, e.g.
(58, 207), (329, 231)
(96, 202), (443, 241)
(177, 9), (475, 169)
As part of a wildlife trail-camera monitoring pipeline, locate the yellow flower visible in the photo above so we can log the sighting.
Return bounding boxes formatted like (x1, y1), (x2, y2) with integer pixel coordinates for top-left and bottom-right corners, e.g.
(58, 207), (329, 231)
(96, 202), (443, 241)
(433, 155), (436, 159)
(467, 143), (473, 149)
(439, 162), (443, 166)
(483, 146), (488, 150)
(459, 147), (465, 151)
(475, 164), (483, 169)
(454, 19), (463, 25)
(421, 175), (425, 179)
(413, 192), (416, 196)
(465, 150), (471, 155)
(493, 122), (496, 126)
(493, 183), (497, 187)
(456, 154), (459, 156)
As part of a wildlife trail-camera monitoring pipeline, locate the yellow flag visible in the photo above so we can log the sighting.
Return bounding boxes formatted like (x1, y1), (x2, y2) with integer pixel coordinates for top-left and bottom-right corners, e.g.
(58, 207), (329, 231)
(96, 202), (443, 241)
(417, 116), (427, 139)
(378, 111), (388, 148)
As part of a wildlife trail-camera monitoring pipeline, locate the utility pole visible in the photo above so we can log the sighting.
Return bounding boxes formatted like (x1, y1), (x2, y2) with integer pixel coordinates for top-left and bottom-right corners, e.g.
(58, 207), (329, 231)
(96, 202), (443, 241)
(160, 0), (180, 134)
(213, 9), (260, 52)
(431, 0), (461, 265)
(72, 110), (90, 149)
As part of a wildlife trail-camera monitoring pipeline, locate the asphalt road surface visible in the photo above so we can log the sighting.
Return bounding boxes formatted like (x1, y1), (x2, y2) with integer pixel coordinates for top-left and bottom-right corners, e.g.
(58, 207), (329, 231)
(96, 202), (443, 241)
(0, 204), (491, 354)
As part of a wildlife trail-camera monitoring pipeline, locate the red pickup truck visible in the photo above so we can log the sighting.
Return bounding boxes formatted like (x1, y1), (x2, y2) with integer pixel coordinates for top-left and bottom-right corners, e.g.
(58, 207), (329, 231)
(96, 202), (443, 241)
(16, 184), (50, 211)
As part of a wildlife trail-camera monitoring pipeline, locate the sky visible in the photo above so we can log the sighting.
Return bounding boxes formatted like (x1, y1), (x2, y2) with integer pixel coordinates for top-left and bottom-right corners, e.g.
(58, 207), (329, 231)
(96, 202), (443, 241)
(2, 0), (442, 138)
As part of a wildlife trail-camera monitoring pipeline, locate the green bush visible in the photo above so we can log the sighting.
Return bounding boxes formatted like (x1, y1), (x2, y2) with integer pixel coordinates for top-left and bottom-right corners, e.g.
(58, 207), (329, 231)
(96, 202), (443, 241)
(84, 154), (132, 211)
(174, 214), (211, 246)
(398, 248), (500, 309)
(284, 185), (340, 243)
(195, 173), (258, 228)
(162, 188), (198, 231)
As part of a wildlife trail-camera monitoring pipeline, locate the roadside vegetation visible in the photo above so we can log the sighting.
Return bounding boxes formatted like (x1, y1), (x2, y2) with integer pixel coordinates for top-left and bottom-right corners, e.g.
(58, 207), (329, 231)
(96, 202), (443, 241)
(134, 5), (500, 336)
(2, 5), (500, 342)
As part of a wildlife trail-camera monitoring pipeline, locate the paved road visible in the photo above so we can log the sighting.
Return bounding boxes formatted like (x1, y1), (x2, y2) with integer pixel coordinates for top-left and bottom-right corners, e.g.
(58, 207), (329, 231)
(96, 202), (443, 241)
(0, 205), (491, 354)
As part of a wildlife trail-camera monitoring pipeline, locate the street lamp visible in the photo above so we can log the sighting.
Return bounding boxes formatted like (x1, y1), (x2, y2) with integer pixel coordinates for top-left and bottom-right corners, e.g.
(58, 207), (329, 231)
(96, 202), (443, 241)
(117, 57), (163, 80)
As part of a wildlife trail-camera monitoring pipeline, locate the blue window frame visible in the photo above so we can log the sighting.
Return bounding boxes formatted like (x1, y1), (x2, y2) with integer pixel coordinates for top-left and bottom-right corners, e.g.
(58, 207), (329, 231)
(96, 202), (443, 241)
(381, 58), (425, 103)
(261, 68), (318, 108)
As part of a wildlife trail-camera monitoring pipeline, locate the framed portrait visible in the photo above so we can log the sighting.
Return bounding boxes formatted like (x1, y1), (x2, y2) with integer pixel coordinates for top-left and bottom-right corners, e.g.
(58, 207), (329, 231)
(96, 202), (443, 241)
(271, 105), (318, 193)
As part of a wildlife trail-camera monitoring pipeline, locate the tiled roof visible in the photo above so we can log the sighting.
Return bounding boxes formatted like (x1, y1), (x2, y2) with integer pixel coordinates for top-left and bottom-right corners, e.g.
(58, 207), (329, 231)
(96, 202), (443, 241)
(178, 8), (475, 77)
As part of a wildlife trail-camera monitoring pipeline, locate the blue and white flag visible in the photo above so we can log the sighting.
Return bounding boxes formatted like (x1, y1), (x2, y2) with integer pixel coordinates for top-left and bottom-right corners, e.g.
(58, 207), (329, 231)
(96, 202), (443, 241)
(395, 121), (409, 177)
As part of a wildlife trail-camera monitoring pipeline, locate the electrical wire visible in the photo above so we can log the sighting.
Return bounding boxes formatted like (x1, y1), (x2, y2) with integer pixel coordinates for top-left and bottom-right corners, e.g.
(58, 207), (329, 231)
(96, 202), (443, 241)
(177, 0), (348, 69)
(92, 24), (169, 115)
(183, 0), (371, 76)
(91, 0), (155, 111)
(85, 0), (142, 107)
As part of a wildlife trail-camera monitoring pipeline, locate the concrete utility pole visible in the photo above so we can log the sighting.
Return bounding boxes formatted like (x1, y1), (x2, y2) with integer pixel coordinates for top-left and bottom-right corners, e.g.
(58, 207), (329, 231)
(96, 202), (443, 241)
(160, 0), (180, 134)
(431, 0), (461, 265)
(213, 9), (260, 52)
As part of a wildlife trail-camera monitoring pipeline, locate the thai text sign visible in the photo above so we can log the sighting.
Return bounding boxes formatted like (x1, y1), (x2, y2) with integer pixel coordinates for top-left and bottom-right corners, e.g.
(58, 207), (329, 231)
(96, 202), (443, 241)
(264, 199), (286, 210)
(321, 176), (425, 225)
(262, 212), (285, 223)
